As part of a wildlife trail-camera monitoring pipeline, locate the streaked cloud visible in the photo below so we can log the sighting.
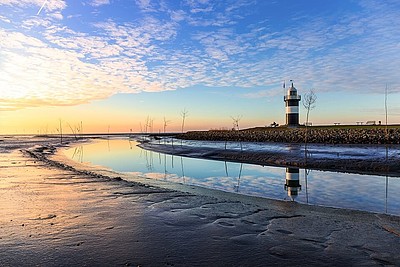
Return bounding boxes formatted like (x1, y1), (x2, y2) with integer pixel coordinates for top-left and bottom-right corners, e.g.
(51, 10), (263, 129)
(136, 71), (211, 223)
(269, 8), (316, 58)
(88, 0), (110, 7)
(135, 0), (154, 12)
(0, 14), (11, 23)
(0, 27), (164, 110)
(0, 0), (67, 11)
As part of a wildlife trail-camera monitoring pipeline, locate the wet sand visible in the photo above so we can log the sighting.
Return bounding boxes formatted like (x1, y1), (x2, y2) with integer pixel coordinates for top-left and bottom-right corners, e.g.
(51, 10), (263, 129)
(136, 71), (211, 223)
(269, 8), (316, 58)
(1, 136), (399, 266)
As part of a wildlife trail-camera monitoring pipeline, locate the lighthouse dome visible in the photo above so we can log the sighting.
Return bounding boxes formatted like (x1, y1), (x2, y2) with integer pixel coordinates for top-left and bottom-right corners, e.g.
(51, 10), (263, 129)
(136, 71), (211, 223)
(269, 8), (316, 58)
(287, 83), (297, 96)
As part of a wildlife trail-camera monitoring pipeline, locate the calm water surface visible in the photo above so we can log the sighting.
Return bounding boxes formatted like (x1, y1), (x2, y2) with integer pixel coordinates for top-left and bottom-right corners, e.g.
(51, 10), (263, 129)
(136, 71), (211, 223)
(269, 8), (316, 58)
(64, 138), (400, 216)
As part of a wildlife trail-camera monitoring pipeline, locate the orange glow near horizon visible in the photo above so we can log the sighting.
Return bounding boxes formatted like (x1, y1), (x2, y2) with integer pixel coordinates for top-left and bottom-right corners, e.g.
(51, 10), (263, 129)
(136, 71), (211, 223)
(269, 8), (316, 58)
(0, 106), (247, 134)
(1, 89), (400, 135)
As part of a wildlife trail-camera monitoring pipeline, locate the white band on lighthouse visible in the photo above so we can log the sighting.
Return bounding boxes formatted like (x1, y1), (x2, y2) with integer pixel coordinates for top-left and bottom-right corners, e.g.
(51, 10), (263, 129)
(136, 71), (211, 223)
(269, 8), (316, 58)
(285, 172), (299, 181)
(286, 106), (299, 114)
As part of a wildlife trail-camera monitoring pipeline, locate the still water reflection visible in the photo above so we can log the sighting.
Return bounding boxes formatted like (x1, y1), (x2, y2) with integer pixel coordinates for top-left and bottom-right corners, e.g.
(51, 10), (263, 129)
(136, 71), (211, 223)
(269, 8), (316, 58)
(64, 138), (400, 216)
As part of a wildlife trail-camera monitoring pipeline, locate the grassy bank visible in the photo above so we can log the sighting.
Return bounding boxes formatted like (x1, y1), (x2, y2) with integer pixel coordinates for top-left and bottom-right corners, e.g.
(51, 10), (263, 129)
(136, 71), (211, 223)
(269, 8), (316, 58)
(177, 125), (400, 144)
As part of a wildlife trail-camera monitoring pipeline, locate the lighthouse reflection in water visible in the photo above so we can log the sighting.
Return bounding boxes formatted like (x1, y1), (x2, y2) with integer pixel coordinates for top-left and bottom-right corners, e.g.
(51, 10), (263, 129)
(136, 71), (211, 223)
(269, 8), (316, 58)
(284, 167), (301, 201)
(64, 139), (400, 216)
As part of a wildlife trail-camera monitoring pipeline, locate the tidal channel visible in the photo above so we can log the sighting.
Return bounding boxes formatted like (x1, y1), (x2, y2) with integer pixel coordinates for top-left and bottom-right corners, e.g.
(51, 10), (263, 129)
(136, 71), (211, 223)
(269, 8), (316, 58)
(63, 138), (400, 216)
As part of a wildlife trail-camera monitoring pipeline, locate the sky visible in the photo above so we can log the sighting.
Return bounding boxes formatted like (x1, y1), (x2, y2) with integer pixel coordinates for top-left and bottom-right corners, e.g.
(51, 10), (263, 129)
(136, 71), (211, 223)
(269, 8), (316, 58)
(0, 0), (399, 134)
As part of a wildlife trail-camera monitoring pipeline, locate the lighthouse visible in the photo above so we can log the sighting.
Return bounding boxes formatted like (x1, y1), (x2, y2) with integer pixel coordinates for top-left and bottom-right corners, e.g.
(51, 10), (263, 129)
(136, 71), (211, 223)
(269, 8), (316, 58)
(284, 167), (301, 201)
(284, 81), (301, 126)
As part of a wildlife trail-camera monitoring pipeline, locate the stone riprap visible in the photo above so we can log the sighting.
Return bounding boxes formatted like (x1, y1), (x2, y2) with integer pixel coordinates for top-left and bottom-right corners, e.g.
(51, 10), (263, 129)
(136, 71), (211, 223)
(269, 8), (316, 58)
(177, 127), (400, 144)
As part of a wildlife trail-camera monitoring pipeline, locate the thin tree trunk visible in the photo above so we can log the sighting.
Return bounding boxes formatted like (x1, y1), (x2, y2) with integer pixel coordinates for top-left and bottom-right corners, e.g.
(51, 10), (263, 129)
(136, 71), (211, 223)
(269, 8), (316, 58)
(304, 108), (310, 161)
(59, 119), (63, 144)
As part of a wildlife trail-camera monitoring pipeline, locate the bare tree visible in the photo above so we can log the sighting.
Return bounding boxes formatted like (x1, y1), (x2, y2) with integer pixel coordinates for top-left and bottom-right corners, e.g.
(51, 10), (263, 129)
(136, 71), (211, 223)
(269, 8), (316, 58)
(68, 123), (77, 140)
(302, 89), (317, 160)
(144, 116), (150, 134)
(385, 84), (388, 138)
(141, 116), (151, 142)
(303, 89), (317, 127)
(231, 115), (243, 150)
(67, 122), (83, 140)
(181, 108), (188, 133)
(163, 117), (171, 133)
(56, 119), (63, 144)
(149, 118), (154, 133)
(179, 109), (189, 147)
(384, 84), (389, 213)
(163, 117), (171, 145)
(230, 115), (242, 131)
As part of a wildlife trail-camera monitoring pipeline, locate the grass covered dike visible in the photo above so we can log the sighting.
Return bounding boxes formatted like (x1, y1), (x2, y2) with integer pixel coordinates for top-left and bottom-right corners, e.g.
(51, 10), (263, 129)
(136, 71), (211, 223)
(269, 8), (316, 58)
(176, 125), (400, 145)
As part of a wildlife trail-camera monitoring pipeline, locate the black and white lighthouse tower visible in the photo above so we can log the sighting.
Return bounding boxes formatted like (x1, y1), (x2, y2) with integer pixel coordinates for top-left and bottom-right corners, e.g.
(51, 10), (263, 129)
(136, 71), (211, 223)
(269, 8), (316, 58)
(284, 81), (301, 126)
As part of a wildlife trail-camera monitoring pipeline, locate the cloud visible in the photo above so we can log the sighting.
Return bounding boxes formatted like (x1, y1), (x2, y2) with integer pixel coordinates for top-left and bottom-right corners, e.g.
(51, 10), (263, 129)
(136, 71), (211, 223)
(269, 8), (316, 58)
(170, 10), (186, 22)
(21, 16), (52, 29)
(88, 0), (110, 7)
(0, 0), (67, 12)
(0, 0), (400, 111)
(0, 15), (11, 23)
(135, 0), (155, 12)
(0, 28), (165, 110)
(0, 0), (66, 21)
(48, 11), (63, 20)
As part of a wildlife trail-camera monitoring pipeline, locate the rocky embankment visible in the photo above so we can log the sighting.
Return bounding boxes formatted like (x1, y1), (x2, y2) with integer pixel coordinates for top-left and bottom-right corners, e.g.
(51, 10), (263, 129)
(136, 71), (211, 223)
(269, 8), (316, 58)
(177, 127), (400, 144)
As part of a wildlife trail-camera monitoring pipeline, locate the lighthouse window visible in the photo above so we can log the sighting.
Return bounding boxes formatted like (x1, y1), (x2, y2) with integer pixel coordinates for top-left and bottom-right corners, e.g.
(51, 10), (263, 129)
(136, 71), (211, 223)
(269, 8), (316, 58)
(290, 91), (296, 96)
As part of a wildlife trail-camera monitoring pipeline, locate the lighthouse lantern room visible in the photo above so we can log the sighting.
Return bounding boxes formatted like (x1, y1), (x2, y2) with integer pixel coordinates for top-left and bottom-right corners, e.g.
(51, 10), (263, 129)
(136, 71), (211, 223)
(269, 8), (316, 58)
(284, 81), (301, 126)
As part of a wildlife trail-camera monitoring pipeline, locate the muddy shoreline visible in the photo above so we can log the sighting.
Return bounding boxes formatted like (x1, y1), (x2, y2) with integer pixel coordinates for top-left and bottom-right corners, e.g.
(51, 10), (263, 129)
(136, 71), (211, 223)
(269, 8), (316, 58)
(1, 136), (399, 266)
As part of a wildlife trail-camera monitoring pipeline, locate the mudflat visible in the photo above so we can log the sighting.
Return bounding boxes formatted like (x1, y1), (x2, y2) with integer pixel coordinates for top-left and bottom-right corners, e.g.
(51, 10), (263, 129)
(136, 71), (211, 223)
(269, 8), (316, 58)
(0, 136), (399, 266)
